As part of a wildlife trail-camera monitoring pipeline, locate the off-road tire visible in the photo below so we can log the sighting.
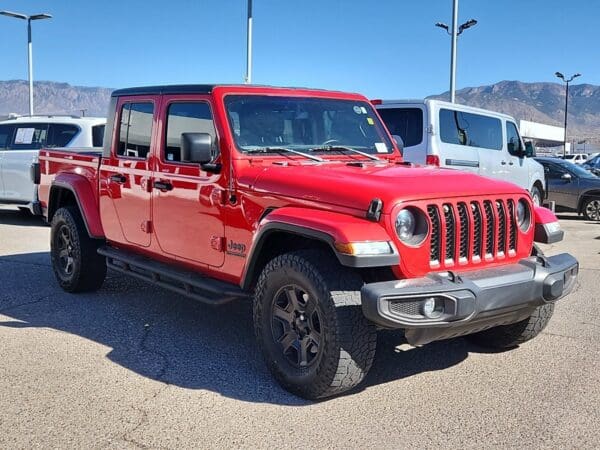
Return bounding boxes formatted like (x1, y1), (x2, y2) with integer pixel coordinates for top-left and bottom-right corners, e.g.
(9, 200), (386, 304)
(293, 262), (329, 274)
(466, 303), (555, 349)
(50, 206), (106, 292)
(253, 249), (377, 400)
(582, 197), (600, 221)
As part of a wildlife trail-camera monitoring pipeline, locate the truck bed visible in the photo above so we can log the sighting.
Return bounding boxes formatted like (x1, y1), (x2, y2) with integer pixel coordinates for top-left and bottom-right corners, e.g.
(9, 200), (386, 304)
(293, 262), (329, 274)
(38, 148), (102, 219)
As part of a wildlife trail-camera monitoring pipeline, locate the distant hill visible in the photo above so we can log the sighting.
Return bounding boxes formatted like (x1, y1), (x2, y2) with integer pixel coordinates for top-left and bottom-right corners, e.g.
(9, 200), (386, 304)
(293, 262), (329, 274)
(1, 79), (598, 144)
(429, 80), (600, 143)
(0, 80), (112, 117)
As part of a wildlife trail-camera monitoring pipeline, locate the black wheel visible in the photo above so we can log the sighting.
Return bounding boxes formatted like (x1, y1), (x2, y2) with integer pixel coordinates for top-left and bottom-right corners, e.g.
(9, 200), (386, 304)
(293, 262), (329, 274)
(253, 249), (376, 399)
(466, 303), (555, 349)
(582, 197), (600, 221)
(530, 185), (542, 207)
(50, 206), (106, 292)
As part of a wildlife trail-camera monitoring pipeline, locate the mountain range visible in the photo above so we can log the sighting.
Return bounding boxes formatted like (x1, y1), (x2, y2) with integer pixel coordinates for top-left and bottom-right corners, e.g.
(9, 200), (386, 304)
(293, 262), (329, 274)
(1, 79), (598, 143)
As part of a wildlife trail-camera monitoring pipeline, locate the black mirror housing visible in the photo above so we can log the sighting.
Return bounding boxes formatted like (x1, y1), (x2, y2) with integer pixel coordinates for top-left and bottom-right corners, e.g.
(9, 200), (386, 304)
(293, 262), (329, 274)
(181, 132), (213, 164)
(392, 134), (404, 156)
(524, 141), (535, 158)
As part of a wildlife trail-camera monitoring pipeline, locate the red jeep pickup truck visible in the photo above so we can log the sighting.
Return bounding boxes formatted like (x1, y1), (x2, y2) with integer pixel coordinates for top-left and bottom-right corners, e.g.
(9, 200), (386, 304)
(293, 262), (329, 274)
(37, 84), (578, 399)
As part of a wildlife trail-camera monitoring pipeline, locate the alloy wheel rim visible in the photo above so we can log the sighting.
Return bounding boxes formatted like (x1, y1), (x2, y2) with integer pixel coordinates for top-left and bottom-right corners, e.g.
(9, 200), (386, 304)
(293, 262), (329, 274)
(56, 225), (75, 276)
(270, 284), (322, 368)
(586, 200), (600, 221)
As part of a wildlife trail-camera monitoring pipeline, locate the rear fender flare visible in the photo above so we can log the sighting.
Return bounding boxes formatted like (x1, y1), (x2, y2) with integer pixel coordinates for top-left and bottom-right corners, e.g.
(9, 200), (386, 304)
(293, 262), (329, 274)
(240, 207), (398, 290)
(49, 173), (104, 238)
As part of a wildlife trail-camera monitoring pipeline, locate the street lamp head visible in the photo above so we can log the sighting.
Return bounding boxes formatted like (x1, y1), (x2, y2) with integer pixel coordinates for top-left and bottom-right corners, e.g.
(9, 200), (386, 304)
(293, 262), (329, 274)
(462, 19), (478, 30)
(435, 22), (449, 31)
(555, 72), (565, 80)
(30, 14), (52, 21)
(573, 73), (581, 78)
(0, 10), (29, 20)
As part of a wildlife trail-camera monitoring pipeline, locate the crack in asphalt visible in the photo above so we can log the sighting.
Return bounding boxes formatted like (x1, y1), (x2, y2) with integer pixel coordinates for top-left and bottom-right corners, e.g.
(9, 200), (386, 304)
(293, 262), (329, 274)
(0, 258), (50, 268)
(0, 293), (55, 315)
(118, 310), (174, 450)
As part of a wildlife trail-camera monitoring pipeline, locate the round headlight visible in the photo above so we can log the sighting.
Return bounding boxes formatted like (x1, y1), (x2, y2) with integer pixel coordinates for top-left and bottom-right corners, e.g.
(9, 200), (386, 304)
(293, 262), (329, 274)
(395, 209), (416, 242)
(517, 199), (531, 231)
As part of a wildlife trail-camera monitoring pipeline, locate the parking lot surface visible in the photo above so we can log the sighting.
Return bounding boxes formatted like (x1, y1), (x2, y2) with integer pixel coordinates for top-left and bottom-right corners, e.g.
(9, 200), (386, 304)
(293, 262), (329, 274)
(0, 207), (598, 449)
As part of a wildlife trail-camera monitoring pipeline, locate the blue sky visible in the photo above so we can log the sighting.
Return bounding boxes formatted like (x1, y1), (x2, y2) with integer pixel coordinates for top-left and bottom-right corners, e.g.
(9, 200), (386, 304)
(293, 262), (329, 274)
(0, 0), (597, 98)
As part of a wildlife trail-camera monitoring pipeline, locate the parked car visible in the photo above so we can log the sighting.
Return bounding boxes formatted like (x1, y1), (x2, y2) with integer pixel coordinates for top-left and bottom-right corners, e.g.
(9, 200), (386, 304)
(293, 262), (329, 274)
(0, 115), (106, 214)
(535, 156), (600, 220)
(583, 154), (600, 176)
(37, 84), (577, 399)
(373, 99), (546, 205)
(561, 153), (589, 165)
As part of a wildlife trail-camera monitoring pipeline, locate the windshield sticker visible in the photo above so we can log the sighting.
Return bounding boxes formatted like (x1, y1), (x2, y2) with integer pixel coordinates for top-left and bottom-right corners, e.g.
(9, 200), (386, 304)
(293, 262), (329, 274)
(360, 106), (368, 114)
(15, 128), (35, 144)
(366, 117), (375, 125)
(375, 142), (387, 153)
(353, 105), (363, 114)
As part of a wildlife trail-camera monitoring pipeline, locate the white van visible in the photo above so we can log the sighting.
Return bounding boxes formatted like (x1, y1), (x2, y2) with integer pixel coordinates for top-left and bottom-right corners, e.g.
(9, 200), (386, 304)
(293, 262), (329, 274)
(0, 115), (106, 214)
(374, 99), (546, 205)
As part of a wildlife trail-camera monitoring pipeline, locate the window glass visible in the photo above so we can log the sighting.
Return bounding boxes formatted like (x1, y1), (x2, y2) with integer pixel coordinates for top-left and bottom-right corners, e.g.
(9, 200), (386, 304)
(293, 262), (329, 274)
(92, 125), (105, 147)
(439, 109), (502, 150)
(546, 164), (566, 179)
(506, 122), (522, 155)
(9, 124), (49, 150)
(117, 102), (153, 158)
(224, 96), (393, 154)
(165, 102), (217, 162)
(47, 124), (79, 147)
(377, 108), (423, 147)
(0, 124), (15, 149)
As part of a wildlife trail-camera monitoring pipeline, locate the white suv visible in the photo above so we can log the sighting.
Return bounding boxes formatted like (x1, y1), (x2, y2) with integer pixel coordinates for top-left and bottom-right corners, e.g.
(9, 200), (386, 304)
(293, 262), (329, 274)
(374, 99), (546, 205)
(0, 115), (106, 214)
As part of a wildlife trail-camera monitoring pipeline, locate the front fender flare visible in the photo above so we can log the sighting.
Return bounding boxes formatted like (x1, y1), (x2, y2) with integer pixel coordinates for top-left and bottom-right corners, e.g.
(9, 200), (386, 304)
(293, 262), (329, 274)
(50, 173), (105, 238)
(241, 207), (399, 290)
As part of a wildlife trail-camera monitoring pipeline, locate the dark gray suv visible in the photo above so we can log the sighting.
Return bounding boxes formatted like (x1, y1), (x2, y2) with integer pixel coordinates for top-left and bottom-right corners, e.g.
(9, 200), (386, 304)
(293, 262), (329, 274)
(535, 157), (600, 221)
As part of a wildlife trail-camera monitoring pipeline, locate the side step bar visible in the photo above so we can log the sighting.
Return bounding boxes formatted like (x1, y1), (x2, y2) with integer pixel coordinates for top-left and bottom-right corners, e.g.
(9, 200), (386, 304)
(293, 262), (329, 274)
(98, 246), (249, 305)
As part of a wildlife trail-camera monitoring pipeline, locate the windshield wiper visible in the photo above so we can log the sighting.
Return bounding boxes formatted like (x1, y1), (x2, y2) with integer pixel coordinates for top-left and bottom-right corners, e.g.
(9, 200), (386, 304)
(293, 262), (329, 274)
(245, 147), (324, 162)
(309, 145), (380, 161)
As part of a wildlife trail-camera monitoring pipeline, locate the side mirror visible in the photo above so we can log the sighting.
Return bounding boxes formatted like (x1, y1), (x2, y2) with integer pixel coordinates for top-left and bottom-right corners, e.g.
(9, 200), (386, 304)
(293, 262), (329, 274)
(524, 141), (535, 157)
(561, 173), (572, 181)
(392, 134), (404, 156)
(181, 132), (213, 164)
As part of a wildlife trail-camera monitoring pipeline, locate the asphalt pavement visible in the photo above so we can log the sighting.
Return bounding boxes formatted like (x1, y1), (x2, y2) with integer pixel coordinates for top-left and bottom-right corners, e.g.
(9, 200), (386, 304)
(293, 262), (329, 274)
(0, 206), (598, 449)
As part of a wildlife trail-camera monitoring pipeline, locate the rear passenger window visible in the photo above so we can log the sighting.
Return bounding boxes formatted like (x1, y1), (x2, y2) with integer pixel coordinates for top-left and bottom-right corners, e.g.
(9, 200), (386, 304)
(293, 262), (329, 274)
(47, 124), (79, 147)
(377, 108), (423, 147)
(439, 109), (502, 150)
(164, 102), (217, 162)
(117, 102), (154, 158)
(9, 124), (49, 150)
(0, 124), (15, 149)
(92, 125), (105, 147)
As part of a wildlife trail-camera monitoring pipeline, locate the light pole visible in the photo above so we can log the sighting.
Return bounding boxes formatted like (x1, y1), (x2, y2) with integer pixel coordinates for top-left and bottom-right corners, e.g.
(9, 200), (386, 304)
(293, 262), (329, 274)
(435, 0), (477, 103)
(245, 0), (253, 84)
(0, 10), (52, 116)
(555, 72), (581, 157)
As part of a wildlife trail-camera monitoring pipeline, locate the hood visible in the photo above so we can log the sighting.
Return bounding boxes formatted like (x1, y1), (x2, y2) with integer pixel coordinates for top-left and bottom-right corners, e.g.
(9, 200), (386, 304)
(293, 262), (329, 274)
(248, 162), (527, 214)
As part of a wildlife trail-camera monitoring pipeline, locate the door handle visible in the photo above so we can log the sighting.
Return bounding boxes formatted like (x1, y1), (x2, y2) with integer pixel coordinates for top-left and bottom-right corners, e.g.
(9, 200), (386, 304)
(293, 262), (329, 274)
(110, 174), (127, 183)
(153, 180), (173, 191)
(501, 161), (507, 165)
(509, 161), (514, 165)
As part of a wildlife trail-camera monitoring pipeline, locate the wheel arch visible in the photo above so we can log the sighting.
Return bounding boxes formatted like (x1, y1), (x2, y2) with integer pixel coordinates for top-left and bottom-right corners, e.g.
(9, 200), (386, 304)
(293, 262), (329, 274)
(578, 190), (600, 214)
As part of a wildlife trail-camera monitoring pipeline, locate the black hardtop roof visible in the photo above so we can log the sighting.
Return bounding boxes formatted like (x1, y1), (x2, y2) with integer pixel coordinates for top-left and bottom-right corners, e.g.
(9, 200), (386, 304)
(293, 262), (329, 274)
(111, 84), (355, 97)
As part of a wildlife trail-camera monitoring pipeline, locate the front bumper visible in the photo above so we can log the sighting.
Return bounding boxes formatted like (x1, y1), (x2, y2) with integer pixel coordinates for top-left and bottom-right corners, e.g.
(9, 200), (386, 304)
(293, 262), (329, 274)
(361, 253), (578, 345)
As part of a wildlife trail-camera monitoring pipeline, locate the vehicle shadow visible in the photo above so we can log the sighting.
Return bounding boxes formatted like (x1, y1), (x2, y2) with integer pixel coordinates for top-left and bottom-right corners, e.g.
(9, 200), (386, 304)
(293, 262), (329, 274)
(0, 207), (47, 227)
(0, 251), (475, 405)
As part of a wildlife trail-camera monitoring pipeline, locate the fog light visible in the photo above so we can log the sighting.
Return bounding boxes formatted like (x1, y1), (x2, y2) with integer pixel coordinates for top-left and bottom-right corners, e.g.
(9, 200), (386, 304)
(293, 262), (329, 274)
(422, 297), (444, 318)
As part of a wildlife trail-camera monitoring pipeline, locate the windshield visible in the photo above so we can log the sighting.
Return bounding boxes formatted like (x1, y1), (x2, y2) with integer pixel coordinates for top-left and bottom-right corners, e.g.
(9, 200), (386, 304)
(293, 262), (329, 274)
(224, 95), (394, 156)
(564, 155), (575, 160)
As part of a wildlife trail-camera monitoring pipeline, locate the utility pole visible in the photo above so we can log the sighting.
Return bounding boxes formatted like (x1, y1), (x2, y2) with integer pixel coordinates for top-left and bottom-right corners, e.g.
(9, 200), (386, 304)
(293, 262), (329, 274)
(245, 0), (253, 84)
(555, 72), (581, 157)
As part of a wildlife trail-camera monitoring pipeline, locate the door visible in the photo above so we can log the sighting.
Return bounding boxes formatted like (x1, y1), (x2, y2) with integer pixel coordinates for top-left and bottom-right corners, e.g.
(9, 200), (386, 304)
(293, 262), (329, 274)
(436, 107), (480, 174)
(377, 106), (427, 164)
(0, 123), (46, 202)
(99, 99), (156, 247)
(0, 124), (15, 198)
(545, 163), (579, 209)
(152, 97), (225, 267)
(502, 121), (530, 190)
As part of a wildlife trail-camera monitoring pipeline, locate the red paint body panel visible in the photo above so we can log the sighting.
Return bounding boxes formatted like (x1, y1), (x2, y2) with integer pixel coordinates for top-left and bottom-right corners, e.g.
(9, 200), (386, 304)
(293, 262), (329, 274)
(534, 205), (559, 224)
(37, 84), (539, 287)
